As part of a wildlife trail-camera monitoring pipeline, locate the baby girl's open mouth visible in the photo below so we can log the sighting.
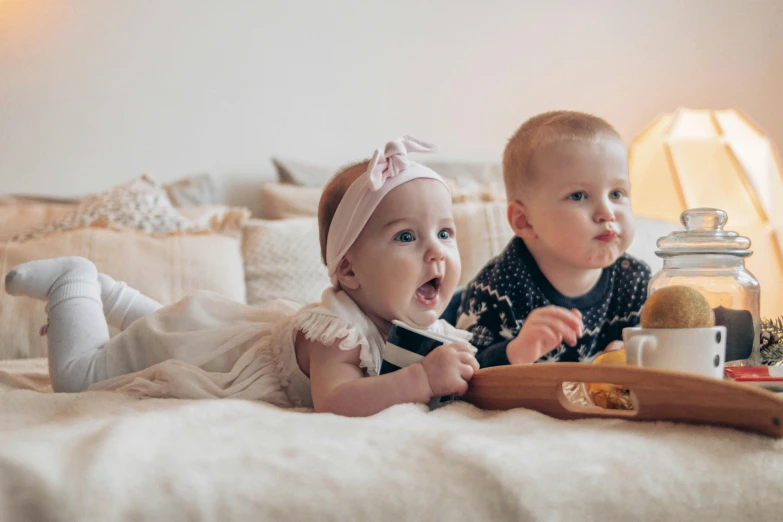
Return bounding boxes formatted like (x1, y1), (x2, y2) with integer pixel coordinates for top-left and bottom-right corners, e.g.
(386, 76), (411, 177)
(415, 277), (442, 308)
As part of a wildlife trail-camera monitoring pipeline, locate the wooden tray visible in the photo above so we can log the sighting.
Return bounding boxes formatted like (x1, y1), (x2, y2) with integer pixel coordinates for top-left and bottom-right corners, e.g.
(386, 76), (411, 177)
(462, 363), (783, 438)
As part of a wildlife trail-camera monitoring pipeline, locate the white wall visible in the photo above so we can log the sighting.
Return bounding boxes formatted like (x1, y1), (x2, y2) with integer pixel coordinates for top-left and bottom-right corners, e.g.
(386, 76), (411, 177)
(1, 0), (781, 214)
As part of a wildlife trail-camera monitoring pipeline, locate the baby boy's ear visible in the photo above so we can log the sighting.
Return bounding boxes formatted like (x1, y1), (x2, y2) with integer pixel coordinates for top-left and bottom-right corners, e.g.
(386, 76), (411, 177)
(507, 201), (536, 240)
(335, 257), (360, 290)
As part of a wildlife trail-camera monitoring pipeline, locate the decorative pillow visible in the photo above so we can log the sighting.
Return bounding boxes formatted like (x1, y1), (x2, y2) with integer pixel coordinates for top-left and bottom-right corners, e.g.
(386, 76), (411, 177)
(424, 161), (503, 190)
(1, 203), (248, 243)
(259, 183), (322, 220)
(257, 180), (506, 221)
(452, 201), (514, 286)
(163, 173), (217, 207)
(242, 218), (331, 306)
(272, 156), (505, 195)
(177, 205), (251, 238)
(13, 176), (209, 242)
(0, 194), (84, 205)
(443, 178), (506, 204)
(1, 173), (217, 208)
(0, 203), (73, 242)
(0, 228), (246, 360)
(272, 157), (333, 187)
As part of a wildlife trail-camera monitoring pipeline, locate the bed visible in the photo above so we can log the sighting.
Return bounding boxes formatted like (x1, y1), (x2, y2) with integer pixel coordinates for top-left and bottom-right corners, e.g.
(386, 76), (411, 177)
(1, 172), (780, 521)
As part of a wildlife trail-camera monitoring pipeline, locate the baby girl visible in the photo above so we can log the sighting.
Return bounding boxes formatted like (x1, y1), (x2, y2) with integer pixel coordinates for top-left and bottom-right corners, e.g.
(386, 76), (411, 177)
(5, 137), (479, 417)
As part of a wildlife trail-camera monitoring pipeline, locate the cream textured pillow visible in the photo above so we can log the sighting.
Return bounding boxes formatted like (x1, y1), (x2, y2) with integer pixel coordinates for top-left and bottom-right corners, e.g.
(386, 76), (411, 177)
(453, 201), (514, 286)
(443, 178), (506, 204)
(242, 218), (331, 306)
(0, 228), (246, 360)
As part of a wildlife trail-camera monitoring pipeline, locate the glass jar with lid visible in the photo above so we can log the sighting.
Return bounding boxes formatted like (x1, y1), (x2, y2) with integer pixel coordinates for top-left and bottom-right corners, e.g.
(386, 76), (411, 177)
(650, 207), (760, 366)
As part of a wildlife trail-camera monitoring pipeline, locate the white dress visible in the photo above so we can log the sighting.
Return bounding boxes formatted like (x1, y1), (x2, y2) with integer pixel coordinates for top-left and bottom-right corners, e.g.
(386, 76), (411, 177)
(88, 288), (470, 408)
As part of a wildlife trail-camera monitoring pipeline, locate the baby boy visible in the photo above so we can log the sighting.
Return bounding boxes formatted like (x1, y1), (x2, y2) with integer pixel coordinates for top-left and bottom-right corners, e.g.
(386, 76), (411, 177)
(457, 111), (651, 366)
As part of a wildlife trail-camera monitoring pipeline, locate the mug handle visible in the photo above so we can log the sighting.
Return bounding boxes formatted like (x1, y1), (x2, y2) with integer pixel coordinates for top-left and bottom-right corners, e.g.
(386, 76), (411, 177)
(626, 335), (656, 367)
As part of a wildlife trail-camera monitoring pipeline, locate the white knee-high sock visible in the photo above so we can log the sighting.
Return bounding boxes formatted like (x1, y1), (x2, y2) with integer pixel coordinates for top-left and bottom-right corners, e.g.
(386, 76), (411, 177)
(98, 273), (163, 331)
(5, 256), (111, 392)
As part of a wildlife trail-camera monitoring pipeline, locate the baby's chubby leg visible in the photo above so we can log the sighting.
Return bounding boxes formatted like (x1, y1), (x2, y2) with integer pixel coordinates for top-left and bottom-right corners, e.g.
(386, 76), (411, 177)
(5, 256), (111, 392)
(98, 273), (163, 331)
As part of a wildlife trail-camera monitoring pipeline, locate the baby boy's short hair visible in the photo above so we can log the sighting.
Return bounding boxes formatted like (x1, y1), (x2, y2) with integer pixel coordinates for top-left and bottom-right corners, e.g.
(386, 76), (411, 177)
(502, 110), (623, 200)
(317, 160), (370, 265)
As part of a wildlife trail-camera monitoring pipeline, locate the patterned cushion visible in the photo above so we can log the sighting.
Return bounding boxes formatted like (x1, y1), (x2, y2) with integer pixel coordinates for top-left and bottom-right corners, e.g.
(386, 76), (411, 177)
(14, 176), (208, 242)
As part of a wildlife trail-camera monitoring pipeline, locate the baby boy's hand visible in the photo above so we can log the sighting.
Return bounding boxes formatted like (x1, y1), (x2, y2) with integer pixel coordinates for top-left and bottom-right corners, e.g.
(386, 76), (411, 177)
(420, 343), (479, 397)
(506, 306), (583, 364)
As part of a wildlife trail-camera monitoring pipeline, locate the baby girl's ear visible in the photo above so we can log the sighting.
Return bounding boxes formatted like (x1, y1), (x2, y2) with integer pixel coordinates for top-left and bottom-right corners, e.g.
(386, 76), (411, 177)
(507, 201), (536, 240)
(335, 258), (360, 290)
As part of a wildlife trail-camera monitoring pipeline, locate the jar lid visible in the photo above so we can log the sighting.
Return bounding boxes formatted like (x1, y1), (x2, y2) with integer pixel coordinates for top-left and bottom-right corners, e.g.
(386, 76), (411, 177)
(655, 208), (752, 258)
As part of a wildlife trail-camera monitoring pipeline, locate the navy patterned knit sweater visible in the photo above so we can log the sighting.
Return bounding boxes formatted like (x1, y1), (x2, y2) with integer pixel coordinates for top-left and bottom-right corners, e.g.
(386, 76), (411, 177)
(457, 237), (651, 368)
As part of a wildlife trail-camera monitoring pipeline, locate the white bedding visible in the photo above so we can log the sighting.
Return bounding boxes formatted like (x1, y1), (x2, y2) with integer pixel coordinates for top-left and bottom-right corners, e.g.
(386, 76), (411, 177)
(1, 358), (782, 521)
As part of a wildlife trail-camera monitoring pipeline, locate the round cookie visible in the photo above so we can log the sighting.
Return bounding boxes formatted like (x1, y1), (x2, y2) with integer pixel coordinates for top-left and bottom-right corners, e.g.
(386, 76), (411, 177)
(640, 286), (715, 329)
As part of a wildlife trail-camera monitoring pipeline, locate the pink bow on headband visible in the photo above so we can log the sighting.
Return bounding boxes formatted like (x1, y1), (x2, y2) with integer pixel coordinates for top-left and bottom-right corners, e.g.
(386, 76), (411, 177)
(366, 136), (438, 190)
(325, 136), (447, 287)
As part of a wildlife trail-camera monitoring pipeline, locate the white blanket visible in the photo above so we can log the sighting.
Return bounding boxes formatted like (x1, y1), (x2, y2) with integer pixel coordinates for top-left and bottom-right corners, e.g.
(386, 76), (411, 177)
(1, 358), (782, 521)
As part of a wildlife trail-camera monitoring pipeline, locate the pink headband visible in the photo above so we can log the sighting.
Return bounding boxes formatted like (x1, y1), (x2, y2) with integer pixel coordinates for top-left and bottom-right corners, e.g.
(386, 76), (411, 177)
(326, 136), (447, 286)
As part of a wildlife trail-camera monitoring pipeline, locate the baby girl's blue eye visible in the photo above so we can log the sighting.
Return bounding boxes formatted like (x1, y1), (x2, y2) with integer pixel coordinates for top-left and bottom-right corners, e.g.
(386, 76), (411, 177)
(438, 229), (451, 240)
(395, 231), (415, 243)
(569, 192), (586, 201)
(610, 190), (623, 200)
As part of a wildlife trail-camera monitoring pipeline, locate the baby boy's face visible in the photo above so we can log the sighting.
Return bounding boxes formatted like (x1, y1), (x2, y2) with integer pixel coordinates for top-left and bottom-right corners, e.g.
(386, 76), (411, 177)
(521, 137), (635, 270)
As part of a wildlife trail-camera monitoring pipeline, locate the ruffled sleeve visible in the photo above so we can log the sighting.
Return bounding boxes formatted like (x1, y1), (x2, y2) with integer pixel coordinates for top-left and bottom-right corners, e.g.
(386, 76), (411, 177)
(293, 312), (378, 376)
(292, 288), (384, 376)
(294, 312), (368, 353)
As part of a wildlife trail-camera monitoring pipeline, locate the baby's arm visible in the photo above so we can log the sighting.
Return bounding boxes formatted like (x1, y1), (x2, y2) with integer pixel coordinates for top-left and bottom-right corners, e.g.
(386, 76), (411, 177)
(305, 335), (478, 417)
(507, 307), (583, 364)
(457, 282), (518, 367)
(459, 282), (584, 365)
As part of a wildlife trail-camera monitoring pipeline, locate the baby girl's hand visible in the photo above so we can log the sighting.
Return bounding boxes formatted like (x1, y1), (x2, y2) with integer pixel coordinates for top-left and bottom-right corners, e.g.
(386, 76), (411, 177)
(507, 306), (583, 364)
(603, 340), (624, 352)
(420, 343), (479, 397)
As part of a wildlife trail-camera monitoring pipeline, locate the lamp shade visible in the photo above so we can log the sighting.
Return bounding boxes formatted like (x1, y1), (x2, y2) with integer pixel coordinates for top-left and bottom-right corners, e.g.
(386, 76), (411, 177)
(629, 108), (783, 317)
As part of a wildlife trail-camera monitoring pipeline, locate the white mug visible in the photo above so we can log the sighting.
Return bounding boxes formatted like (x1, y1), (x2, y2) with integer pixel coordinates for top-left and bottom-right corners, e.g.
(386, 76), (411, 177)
(622, 326), (727, 379)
